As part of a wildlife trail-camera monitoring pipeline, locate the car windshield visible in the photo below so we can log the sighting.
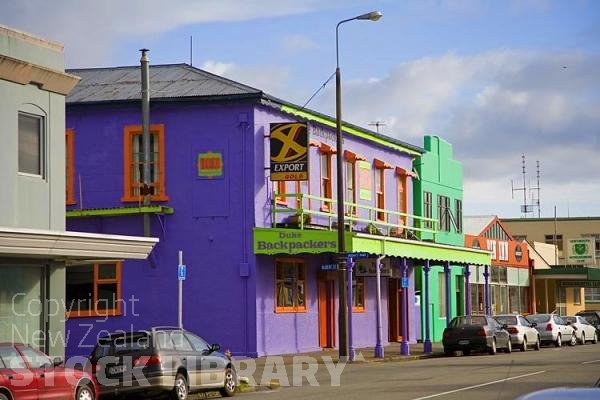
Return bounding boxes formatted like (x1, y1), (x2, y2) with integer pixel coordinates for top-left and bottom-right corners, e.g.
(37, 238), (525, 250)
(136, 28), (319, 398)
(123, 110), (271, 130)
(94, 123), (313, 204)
(94, 332), (150, 358)
(579, 313), (600, 324)
(562, 316), (577, 324)
(495, 316), (517, 325)
(451, 316), (487, 327)
(527, 314), (551, 323)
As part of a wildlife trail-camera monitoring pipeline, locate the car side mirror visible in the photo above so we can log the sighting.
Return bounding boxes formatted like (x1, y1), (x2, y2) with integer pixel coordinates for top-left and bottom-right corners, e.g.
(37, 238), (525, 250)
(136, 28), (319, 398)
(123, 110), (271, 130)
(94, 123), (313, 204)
(502, 324), (509, 330)
(210, 343), (221, 353)
(53, 357), (64, 367)
(531, 322), (537, 328)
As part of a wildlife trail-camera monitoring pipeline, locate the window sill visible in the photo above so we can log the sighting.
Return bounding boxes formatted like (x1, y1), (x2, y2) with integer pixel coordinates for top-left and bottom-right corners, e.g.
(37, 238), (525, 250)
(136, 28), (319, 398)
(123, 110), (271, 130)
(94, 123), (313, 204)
(352, 307), (365, 313)
(275, 307), (307, 314)
(121, 194), (170, 202)
(66, 309), (122, 318)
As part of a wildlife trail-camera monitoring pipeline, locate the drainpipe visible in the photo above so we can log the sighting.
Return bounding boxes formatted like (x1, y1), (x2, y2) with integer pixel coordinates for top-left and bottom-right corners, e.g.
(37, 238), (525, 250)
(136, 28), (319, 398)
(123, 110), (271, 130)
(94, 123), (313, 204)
(464, 265), (472, 317)
(140, 48), (151, 236)
(444, 261), (451, 326)
(400, 257), (410, 356)
(347, 258), (355, 361)
(374, 255), (385, 358)
(423, 260), (432, 353)
(484, 265), (491, 315)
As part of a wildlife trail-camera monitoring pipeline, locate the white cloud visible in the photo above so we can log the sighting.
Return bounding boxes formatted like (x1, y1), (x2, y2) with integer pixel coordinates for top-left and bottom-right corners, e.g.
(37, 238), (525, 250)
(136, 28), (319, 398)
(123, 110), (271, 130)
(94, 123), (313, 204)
(281, 34), (318, 52)
(201, 60), (290, 96)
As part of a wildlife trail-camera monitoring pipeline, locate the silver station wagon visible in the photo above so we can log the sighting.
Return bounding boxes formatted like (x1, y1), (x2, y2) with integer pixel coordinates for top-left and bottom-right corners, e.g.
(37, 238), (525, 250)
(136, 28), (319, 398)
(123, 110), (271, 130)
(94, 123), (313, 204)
(89, 327), (238, 400)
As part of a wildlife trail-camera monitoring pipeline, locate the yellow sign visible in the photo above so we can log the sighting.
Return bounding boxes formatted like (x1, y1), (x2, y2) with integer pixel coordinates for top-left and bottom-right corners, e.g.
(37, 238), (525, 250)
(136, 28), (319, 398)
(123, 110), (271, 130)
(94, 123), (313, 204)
(270, 123), (308, 181)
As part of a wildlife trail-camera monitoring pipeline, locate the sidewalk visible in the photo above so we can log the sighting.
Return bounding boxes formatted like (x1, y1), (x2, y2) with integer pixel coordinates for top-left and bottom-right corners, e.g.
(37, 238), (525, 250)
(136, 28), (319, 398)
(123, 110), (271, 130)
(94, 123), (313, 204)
(235, 342), (445, 392)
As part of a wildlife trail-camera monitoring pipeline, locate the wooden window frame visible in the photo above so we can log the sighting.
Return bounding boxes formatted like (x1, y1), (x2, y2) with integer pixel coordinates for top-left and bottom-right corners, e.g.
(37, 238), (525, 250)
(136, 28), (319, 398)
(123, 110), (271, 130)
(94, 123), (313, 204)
(275, 258), (307, 313)
(345, 159), (357, 216)
(122, 124), (169, 202)
(66, 129), (76, 205)
(320, 151), (333, 212)
(66, 262), (122, 318)
(397, 173), (407, 226)
(295, 180), (310, 210)
(424, 191), (433, 229)
(275, 181), (287, 205)
(374, 167), (385, 221)
(352, 276), (365, 312)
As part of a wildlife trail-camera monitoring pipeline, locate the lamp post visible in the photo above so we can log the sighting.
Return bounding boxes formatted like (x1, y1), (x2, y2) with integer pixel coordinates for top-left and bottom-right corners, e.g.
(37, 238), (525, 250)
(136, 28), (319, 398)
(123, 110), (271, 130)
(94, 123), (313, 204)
(335, 10), (382, 361)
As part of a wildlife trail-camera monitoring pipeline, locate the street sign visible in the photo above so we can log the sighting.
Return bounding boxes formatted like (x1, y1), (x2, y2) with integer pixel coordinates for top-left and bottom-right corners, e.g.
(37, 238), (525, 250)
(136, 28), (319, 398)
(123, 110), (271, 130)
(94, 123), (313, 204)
(178, 264), (186, 281)
(320, 263), (339, 271)
(401, 277), (409, 288)
(346, 252), (370, 259)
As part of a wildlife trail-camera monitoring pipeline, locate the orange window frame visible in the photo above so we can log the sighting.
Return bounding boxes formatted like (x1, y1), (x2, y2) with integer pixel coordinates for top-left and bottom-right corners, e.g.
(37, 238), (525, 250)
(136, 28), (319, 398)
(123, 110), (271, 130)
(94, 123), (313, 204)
(122, 124), (169, 202)
(397, 174), (407, 225)
(345, 159), (357, 215)
(66, 262), (122, 318)
(66, 129), (76, 205)
(275, 181), (287, 205)
(374, 167), (385, 220)
(275, 258), (307, 313)
(352, 276), (365, 312)
(320, 151), (333, 211)
(295, 180), (310, 210)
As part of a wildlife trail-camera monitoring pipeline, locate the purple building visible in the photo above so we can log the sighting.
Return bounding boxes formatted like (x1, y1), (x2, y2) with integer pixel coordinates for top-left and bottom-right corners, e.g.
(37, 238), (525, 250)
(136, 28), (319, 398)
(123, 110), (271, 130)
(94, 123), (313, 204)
(65, 63), (489, 358)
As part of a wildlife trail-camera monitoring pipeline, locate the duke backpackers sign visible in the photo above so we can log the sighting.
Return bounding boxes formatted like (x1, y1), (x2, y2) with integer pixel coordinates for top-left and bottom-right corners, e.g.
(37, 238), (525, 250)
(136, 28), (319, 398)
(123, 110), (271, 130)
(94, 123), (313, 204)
(270, 122), (308, 181)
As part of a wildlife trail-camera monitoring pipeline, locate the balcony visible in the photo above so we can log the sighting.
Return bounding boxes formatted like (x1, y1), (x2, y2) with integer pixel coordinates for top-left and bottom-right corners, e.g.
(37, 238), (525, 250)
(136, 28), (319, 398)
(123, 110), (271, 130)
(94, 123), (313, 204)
(271, 192), (438, 241)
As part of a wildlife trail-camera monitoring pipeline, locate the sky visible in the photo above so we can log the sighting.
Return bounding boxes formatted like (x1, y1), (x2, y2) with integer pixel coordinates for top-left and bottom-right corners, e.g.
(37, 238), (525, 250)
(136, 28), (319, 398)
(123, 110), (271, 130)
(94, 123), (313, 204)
(2, 0), (599, 219)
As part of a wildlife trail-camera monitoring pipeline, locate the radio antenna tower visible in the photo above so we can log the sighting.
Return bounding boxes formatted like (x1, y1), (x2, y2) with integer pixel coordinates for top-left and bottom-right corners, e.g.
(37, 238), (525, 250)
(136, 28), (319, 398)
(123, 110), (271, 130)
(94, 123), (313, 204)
(511, 154), (541, 218)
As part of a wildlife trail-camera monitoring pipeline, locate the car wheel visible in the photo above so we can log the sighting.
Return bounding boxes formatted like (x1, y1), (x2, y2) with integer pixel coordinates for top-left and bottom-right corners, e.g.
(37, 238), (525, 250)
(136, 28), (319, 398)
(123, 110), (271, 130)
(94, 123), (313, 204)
(444, 349), (454, 357)
(171, 372), (188, 400)
(488, 339), (497, 355)
(76, 384), (95, 400)
(555, 334), (562, 347)
(569, 333), (577, 346)
(534, 336), (541, 351)
(219, 366), (237, 397)
(520, 336), (527, 352)
(0, 393), (9, 400)
(593, 332), (598, 344)
(462, 349), (471, 356)
(580, 333), (586, 345)
(505, 339), (512, 354)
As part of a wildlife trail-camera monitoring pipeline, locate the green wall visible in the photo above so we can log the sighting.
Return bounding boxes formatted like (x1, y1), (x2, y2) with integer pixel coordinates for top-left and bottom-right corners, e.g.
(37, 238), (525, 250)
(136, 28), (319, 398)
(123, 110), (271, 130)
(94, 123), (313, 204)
(413, 136), (466, 341)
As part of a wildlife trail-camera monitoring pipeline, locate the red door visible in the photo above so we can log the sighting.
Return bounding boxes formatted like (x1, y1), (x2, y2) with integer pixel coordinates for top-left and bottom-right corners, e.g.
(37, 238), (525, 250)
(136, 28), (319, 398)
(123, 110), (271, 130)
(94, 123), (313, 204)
(0, 345), (38, 400)
(318, 279), (336, 348)
(388, 279), (404, 342)
(20, 345), (71, 400)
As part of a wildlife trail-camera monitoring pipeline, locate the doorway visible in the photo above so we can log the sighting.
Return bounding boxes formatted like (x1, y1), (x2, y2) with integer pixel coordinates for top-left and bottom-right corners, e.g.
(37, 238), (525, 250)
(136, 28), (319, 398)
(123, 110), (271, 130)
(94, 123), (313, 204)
(388, 278), (406, 342)
(318, 278), (336, 348)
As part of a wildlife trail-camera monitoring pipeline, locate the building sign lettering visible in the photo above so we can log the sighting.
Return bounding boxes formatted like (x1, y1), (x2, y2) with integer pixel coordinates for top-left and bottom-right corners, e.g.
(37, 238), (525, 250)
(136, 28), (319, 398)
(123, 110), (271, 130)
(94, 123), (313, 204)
(197, 151), (223, 178)
(270, 122), (308, 181)
(253, 228), (338, 255)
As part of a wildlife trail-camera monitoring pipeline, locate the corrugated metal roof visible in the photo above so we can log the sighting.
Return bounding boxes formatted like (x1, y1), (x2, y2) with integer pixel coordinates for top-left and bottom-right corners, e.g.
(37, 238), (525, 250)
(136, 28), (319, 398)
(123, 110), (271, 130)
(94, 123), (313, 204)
(66, 63), (262, 103)
(463, 215), (496, 236)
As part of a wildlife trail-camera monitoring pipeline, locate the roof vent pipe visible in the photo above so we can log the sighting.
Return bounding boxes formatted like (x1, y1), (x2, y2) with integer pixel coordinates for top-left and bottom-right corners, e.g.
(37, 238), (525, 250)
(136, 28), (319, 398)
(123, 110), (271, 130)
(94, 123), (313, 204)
(140, 48), (151, 206)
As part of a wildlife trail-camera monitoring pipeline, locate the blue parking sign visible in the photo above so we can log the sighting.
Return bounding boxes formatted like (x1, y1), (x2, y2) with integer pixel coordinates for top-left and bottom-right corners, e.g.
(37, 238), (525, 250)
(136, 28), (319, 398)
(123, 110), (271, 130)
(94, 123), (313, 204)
(178, 264), (186, 280)
(401, 277), (409, 288)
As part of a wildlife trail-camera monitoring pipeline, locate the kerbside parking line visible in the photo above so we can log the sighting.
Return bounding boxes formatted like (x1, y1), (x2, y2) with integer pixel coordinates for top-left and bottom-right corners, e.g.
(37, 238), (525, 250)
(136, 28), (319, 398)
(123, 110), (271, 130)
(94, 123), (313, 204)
(410, 370), (546, 400)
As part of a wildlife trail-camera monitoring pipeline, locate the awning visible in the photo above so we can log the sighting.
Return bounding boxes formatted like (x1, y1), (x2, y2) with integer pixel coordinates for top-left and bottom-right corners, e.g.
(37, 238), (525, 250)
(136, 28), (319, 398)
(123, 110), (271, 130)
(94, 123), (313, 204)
(349, 233), (491, 266)
(0, 227), (158, 262)
(253, 228), (490, 266)
(534, 266), (600, 281)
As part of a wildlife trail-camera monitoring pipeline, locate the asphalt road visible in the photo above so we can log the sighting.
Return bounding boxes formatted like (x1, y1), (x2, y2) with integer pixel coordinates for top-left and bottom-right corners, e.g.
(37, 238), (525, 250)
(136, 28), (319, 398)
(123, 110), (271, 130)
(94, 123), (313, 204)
(240, 343), (600, 400)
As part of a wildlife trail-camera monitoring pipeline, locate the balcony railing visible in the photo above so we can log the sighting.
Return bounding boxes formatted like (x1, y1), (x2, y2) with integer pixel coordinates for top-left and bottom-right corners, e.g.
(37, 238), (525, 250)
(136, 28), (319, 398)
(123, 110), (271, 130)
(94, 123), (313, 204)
(271, 192), (438, 241)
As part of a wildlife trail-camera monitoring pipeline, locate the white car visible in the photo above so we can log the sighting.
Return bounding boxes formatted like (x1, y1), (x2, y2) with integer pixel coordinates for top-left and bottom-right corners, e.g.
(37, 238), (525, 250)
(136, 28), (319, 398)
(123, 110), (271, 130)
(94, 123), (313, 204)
(528, 313), (576, 347)
(494, 314), (541, 351)
(562, 315), (599, 344)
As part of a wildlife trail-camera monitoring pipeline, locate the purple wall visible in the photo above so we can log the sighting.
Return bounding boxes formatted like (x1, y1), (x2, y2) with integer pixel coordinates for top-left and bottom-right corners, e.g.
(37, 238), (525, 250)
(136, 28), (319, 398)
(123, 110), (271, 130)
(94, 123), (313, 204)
(66, 98), (419, 358)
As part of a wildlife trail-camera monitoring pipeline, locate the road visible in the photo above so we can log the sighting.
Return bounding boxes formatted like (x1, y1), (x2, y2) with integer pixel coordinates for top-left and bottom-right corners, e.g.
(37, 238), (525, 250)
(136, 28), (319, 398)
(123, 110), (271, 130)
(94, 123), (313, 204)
(240, 344), (600, 400)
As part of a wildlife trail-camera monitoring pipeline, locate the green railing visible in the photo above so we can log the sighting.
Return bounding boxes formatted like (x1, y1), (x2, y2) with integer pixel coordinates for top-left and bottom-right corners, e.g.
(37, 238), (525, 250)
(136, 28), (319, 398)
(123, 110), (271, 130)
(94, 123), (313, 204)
(271, 192), (438, 240)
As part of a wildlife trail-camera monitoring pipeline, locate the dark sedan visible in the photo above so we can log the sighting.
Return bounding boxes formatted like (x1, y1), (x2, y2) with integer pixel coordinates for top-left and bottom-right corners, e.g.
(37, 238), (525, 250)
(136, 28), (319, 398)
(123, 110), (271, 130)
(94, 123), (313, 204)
(443, 315), (512, 356)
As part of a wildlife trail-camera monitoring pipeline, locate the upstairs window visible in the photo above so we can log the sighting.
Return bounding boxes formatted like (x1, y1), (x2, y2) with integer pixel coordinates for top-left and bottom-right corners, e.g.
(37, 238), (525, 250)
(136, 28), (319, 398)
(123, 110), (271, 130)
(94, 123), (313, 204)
(455, 199), (462, 233)
(66, 262), (122, 317)
(66, 129), (76, 205)
(345, 159), (356, 215)
(122, 124), (168, 202)
(320, 149), (333, 211)
(352, 276), (365, 312)
(295, 180), (310, 210)
(397, 174), (407, 226)
(424, 191), (433, 229)
(437, 195), (451, 232)
(544, 234), (563, 252)
(18, 112), (45, 177)
(275, 181), (287, 205)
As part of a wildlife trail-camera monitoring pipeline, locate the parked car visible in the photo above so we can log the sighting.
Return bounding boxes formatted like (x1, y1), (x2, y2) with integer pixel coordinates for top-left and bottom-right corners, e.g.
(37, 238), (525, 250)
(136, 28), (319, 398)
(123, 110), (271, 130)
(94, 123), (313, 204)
(576, 310), (600, 336)
(442, 315), (512, 356)
(0, 342), (98, 400)
(515, 387), (600, 399)
(494, 314), (541, 351)
(527, 313), (576, 347)
(562, 315), (599, 344)
(88, 327), (238, 400)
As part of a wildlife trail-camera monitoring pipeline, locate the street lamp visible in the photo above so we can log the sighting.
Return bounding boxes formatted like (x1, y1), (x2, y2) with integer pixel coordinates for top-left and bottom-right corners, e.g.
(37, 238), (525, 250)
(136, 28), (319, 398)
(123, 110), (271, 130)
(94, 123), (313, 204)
(335, 10), (382, 361)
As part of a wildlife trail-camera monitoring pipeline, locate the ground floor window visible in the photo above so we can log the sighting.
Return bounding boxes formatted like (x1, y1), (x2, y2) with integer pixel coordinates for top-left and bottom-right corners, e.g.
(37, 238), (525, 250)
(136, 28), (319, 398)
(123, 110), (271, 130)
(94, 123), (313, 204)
(352, 277), (365, 312)
(275, 259), (306, 312)
(66, 262), (122, 317)
(585, 288), (600, 303)
(0, 265), (43, 348)
(470, 283), (485, 314)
